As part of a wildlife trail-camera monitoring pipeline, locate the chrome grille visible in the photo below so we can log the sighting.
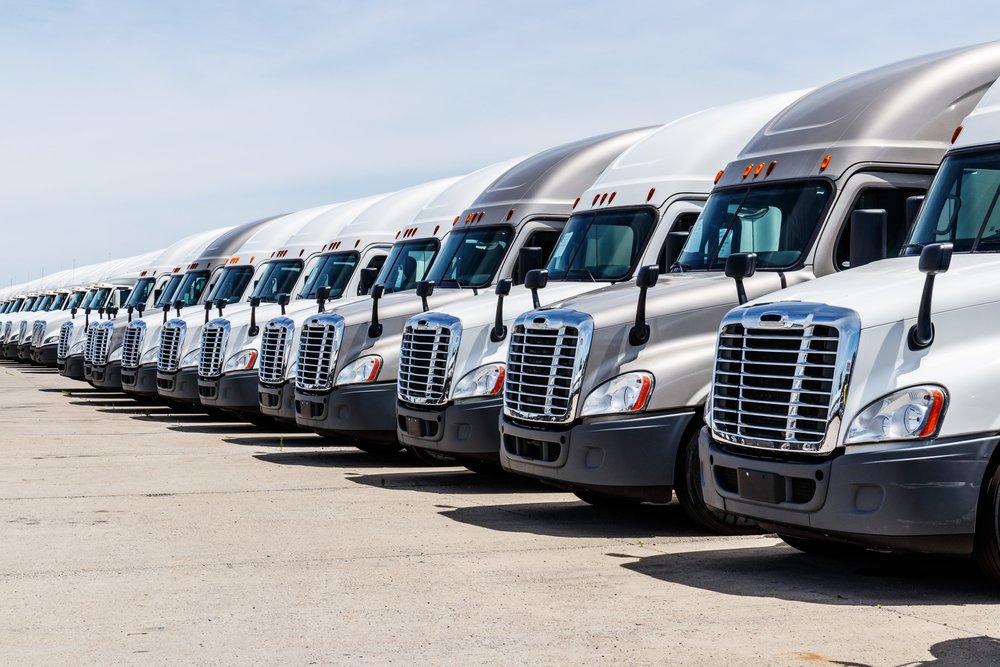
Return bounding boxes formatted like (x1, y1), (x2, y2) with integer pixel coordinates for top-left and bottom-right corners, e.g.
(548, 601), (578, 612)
(90, 324), (112, 366)
(259, 318), (293, 385)
(14, 320), (27, 343)
(295, 315), (344, 391)
(710, 304), (859, 454)
(121, 322), (145, 369)
(32, 321), (46, 347)
(503, 310), (593, 423)
(398, 314), (461, 405)
(57, 322), (73, 359)
(84, 325), (98, 363)
(157, 321), (185, 373)
(198, 321), (229, 378)
(3, 321), (11, 343)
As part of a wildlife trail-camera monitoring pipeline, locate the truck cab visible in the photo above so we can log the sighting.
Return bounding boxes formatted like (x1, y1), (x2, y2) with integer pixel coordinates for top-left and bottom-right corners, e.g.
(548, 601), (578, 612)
(700, 68), (1000, 578)
(118, 217), (280, 397)
(291, 129), (654, 447)
(196, 182), (460, 418)
(395, 92), (808, 469)
(496, 43), (1000, 532)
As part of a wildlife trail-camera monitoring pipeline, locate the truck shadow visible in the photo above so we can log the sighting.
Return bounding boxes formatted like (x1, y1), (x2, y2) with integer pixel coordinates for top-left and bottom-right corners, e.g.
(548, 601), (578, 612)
(345, 468), (556, 495)
(439, 500), (705, 539)
(914, 637), (1000, 665)
(622, 543), (999, 606)
(253, 448), (429, 469)
(224, 434), (329, 448)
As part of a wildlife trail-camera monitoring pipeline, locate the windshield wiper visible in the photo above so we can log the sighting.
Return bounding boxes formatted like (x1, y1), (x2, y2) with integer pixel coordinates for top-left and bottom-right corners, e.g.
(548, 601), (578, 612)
(975, 237), (1000, 249)
(566, 268), (597, 282)
(670, 262), (691, 272)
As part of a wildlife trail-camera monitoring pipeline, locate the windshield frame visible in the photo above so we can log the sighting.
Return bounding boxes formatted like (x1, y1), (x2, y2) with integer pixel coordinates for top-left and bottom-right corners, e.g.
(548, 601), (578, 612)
(249, 259), (305, 303)
(297, 251), (360, 300)
(206, 265), (256, 305)
(424, 224), (514, 289)
(675, 177), (836, 273)
(159, 270), (210, 308)
(124, 277), (156, 308)
(544, 205), (659, 283)
(376, 237), (441, 294)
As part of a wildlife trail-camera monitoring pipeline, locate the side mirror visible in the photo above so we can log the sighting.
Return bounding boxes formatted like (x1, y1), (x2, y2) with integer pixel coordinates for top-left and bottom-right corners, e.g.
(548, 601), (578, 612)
(215, 299), (226, 318)
(71, 307), (78, 319)
(277, 293), (290, 316)
(368, 284), (385, 338)
(106, 307), (118, 319)
(629, 265), (659, 345)
(85, 307), (92, 327)
(725, 253), (757, 305)
(163, 303), (171, 324)
(249, 296), (261, 336)
(849, 209), (887, 269)
(127, 305), (134, 323)
(516, 247), (545, 285)
(316, 286), (331, 313)
(359, 267), (379, 296)
(663, 231), (689, 272)
(908, 243), (953, 350)
(905, 195), (925, 230)
(173, 299), (184, 318)
(136, 303), (146, 318)
(204, 300), (213, 324)
(416, 280), (435, 312)
(524, 269), (549, 309)
(491, 279), (513, 342)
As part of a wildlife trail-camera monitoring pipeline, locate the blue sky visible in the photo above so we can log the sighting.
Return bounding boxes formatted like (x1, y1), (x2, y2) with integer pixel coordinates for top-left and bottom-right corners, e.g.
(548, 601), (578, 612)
(3, 0), (1000, 287)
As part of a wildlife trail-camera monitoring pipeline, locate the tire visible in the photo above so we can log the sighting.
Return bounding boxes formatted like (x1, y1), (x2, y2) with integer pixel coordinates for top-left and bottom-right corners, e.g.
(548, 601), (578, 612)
(777, 533), (864, 557)
(408, 446), (457, 466)
(675, 430), (762, 535)
(356, 442), (404, 456)
(573, 490), (643, 508)
(974, 463), (1000, 582)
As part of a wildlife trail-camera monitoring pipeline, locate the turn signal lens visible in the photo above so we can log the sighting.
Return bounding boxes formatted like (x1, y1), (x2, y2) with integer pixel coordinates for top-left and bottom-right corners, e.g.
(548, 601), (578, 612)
(844, 385), (947, 445)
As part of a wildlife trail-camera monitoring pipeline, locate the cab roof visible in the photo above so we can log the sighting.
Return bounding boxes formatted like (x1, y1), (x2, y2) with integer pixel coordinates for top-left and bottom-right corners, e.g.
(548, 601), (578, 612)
(224, 204), (343, 266)
(142, 226), (237, 278)
(275, 193), (395, 258)
(716, 41), (1000, 187)
(954, 74), (1000, 149)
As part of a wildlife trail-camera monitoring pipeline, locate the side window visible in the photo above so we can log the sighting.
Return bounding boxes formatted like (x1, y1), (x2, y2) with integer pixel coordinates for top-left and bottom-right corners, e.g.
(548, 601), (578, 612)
(357, 255), (387, 296)
(834, 187), (926, 270)
(512, 230), (560, 285)
(657, 212), (700, 271)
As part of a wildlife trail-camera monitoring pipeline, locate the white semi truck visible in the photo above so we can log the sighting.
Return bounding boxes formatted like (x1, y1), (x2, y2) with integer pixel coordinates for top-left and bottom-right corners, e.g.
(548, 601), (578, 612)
(196, 183), (458, 418)
(495, 43), (1000, 532)
(395, 92), (807, 469)
(256, 158), (527, 424)
(82, 226), (236, 389)
(699, 69), (1000, 578)
(290, 130), (655, 450)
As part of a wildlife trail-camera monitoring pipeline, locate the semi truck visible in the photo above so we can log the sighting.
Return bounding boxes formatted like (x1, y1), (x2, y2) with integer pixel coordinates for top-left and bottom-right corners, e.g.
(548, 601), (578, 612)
(196, 184), (454, 419)
(395, 92), (807, 470)
(118, 217), (280, 398)
(256, 158), (527, 424)
(290, 129), (655, 449)
(82, 226), (236, 389)
(496, 42), (1000, 532)
(699, 68), (1000, 579)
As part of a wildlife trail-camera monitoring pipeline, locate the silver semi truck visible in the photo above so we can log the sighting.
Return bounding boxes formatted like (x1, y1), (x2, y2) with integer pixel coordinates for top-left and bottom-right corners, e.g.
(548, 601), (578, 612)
(496, 43), (1000, 532)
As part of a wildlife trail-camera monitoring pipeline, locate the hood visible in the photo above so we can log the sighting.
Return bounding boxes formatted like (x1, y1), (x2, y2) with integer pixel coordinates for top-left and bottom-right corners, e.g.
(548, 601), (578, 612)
(743, 254), (1000, 328)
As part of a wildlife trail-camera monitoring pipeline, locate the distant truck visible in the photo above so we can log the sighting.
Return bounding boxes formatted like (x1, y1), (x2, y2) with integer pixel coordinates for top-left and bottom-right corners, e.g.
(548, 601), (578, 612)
(700, 64), (1000, 579)
(496, 43), (1000, 532)
(395, 92), (807, 470)
(290, 130), (655, 450)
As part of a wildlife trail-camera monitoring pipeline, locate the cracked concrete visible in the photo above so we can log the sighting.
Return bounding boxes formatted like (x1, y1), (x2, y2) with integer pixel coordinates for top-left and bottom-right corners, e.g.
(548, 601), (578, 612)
(0, 361), (999, 665)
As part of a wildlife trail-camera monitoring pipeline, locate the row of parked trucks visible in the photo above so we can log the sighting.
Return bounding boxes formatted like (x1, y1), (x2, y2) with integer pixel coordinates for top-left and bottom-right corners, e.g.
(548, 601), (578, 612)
(6, 42), (1000, 580)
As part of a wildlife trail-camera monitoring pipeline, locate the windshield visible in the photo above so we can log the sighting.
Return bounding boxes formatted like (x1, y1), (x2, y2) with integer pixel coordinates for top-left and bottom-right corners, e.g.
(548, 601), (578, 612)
(206, 266), (255, 305)
(298, 252), (359, 299)
(32, 296), (53, 311)
(159, 271), (209, 308)
(424, 226), (513, 289)
(13, 298), (24, 312)
(546, 209), (656, 281)
(84, 288), (112, 310)
(153, 275), (183, 308)
(908, 149), (1000, 252)
(250, 260), (304, 303)
(376, 239), (439, 293)
(22, 297), (38, 311)
(677, 180), (833, 271)
(51, 293), (68, 310)
(65, 291), (86, 311)
(125, 278), (156, 308)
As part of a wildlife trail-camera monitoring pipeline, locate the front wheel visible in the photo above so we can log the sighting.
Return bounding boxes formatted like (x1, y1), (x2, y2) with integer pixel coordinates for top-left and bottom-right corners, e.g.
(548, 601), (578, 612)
(675, 430), (761, 535)
(974, 463), (1000, 582)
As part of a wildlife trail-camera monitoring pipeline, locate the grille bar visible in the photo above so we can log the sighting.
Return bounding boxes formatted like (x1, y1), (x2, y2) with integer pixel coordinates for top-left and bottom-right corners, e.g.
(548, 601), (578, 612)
(198, 322), (229, 378)
(121, 322), (145, 369)
(397, 315), (460, 406)
(295, 315), (343, 391)
(259, 319), (292, 385)
(91, 325), (112, 365)
(57, 322), (73, 359)
(157, 322), (184, 373)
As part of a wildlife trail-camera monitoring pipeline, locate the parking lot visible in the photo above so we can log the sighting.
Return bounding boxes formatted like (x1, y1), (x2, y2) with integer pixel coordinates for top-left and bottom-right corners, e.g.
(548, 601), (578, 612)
(1, 362), (998, 665)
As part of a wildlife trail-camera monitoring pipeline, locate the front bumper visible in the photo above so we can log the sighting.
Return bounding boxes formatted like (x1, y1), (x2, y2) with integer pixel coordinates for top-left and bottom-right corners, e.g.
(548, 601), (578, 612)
(198, 371), (259, 413)
(397, 397), (503, 461)
(259, 382), (296, 422)
(4, 342), (20, 359)
(700, 428), (998, 555)
(498, 410), (697, 502)
(156, 367), (200, 404)
(295, 383), (398, 442)
(90, 361), (122, 390)
(121, 363), (158, 396)
(59, 354), (85, 380)
(32, 344), (58, 366)
(17, 342), (33, 362)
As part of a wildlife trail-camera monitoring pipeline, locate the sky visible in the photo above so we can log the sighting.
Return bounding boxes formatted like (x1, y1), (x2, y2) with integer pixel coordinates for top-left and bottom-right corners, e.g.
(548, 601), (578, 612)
(3, 0), (1000, 289)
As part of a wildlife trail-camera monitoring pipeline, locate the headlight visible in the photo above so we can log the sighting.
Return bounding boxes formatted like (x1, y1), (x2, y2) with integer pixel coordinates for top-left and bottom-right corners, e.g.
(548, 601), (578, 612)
(580, 372), (654, 417)
(140, 346), (159, 364)
(844, 385), (947, 445)
(224, 349), (258, 372)
(336, 355), (382, 385)
(452, 364), (505, 399)
(180, 348), (200, 368)
(70, 340), (85, 354)
(43, 334), (59, 345)
(108, 347), (122, 362)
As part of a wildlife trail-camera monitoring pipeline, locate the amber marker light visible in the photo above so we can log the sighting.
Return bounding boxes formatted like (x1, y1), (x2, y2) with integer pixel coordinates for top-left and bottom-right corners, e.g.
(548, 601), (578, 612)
(819, 154), (832, 172)
(766, 160), (777, 176)
(714, 170), (724, 185)
(951, 125), (964, 144)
